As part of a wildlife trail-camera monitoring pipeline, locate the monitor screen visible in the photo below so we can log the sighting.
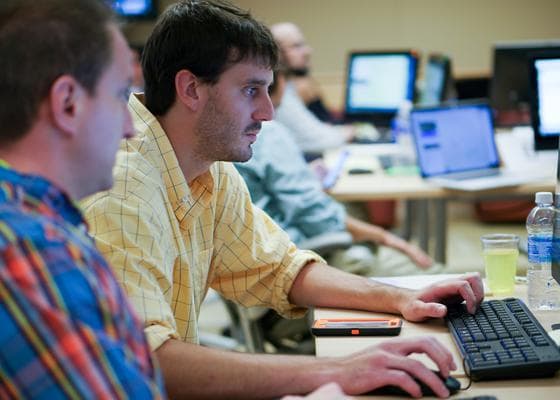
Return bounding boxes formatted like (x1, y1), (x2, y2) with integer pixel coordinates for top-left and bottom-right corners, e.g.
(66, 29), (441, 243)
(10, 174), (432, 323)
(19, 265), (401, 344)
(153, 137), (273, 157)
(529, 56), (560, 152)
(534, 58), (560, 136)
(552, 151), (560, 286)
(490, 40), (560, 127)
(344, 51), (418, 125)
(107, 0), (158, 19)
(419, 55), (451, 106)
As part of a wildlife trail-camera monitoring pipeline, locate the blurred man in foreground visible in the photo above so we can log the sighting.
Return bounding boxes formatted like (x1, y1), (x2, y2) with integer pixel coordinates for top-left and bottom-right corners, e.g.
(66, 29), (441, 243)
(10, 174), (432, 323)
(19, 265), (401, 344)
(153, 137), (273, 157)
(0, 0), (164, 397)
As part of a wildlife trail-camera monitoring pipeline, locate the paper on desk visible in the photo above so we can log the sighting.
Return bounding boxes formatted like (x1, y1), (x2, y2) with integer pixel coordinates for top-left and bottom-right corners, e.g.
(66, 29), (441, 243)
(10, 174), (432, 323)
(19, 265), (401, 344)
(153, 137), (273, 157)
(370, 273), (490, 294)
(370, 273), (465, 289)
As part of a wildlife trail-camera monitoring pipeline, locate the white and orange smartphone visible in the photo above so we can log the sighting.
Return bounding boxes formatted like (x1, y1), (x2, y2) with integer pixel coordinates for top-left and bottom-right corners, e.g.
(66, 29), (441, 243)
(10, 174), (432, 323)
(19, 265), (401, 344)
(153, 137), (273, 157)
(311, 318), (402, 336)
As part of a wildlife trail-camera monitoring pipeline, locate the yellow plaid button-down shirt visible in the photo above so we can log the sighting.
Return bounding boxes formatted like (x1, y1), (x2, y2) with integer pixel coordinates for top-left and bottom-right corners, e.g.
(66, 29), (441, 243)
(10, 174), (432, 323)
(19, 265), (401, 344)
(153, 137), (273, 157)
(82, 94), (323, 350)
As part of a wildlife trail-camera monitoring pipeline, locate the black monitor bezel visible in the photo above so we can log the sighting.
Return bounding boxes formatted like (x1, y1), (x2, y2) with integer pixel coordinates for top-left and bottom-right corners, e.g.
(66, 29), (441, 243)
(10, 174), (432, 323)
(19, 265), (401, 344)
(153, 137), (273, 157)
(343, 50), (419, 127)
(529, 51), (560, 151)
(490, 40), (560, 127)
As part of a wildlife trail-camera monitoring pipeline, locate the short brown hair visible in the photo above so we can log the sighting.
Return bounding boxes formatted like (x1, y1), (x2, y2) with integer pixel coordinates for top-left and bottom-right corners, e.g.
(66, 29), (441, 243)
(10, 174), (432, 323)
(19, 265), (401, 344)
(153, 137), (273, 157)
(143, 0), (278, 116)
(0, 0), (114, 144)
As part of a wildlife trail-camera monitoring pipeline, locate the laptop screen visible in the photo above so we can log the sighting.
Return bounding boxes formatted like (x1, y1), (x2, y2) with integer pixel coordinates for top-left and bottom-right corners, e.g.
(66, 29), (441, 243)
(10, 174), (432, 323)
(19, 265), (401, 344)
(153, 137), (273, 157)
(344, 51), (417, 124)
(410, 104), (500, 177)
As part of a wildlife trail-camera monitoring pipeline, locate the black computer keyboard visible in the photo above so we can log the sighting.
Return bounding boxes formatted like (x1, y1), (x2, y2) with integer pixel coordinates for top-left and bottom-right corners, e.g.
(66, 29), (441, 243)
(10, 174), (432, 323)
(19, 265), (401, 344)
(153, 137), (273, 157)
(446, 298), (560, 381)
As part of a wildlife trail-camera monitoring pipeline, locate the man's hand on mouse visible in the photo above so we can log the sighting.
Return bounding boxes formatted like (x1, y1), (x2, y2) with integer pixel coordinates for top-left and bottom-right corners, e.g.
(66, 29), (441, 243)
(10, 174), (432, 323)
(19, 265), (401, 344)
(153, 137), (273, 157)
(331, 336), (457, 398)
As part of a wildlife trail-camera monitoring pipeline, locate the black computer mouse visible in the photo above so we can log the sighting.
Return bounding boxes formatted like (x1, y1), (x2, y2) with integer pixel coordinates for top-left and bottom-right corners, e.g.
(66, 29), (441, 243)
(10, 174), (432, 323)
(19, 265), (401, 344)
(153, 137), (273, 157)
(367, 372), (461, 397)
(348, 167), (374, 175)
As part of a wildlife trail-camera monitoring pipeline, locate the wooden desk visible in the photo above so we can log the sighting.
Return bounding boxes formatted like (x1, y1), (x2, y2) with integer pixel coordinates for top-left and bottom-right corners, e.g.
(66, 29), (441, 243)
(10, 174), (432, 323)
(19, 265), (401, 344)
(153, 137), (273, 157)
(314, 283), (560, 399)
(324, 142), (556, 263)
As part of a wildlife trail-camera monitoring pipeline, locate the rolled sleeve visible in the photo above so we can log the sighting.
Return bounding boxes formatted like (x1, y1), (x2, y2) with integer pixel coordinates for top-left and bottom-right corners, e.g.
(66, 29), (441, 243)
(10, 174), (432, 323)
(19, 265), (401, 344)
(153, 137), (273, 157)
(275, 247), (326, 318)
(145, 323), (180, 352)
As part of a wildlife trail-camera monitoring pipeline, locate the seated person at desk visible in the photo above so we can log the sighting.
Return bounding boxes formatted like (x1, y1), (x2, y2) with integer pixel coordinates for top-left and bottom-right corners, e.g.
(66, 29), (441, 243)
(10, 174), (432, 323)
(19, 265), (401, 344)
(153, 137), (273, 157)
(271, 22), (354, 154)
(235, 68), (434, 275)
(83, 1), (484, 398)
(270, 22), (333, 123)
(0, 0), (163, 397)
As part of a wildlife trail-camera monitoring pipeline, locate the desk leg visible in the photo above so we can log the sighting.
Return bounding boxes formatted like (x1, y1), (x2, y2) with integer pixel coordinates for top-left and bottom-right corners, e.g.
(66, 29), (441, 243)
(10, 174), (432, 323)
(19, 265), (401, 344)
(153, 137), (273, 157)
(417, 200), (429, 253)
(402, 200), (414, 241)
(434, 199), (447, 264)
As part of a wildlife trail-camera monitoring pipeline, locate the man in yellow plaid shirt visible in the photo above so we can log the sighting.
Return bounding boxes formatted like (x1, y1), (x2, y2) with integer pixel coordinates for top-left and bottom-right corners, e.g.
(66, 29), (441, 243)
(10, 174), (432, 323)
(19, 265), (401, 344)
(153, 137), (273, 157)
(83, 1), (483, 398)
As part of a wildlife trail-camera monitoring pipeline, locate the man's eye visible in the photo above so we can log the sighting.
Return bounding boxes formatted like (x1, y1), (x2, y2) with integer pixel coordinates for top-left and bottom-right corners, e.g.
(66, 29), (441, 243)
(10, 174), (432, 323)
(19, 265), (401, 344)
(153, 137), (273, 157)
(245, 87), (257, 97)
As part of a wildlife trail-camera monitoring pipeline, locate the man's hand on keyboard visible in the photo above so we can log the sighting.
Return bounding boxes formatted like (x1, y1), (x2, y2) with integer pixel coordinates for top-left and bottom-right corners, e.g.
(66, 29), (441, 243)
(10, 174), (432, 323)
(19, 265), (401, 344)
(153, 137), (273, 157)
(399, 273), (484, 322)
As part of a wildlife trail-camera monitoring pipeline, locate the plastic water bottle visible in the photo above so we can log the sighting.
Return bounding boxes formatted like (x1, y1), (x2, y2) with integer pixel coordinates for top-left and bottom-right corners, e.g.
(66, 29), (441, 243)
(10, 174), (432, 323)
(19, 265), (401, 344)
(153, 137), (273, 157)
(391, 100), (415, 161)
(526, 191), (560, 310)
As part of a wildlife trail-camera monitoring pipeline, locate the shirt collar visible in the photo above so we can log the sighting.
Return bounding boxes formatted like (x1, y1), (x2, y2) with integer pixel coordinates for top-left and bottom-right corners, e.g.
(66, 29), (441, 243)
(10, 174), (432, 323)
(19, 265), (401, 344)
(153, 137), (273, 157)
(128, 94), (214, 222)
(0, 165), (84, 227)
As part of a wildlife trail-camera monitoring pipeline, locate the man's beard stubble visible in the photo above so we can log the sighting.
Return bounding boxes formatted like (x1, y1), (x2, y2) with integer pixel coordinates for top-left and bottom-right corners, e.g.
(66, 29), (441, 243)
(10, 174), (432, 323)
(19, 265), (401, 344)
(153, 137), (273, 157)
(195, 97), (261, 163)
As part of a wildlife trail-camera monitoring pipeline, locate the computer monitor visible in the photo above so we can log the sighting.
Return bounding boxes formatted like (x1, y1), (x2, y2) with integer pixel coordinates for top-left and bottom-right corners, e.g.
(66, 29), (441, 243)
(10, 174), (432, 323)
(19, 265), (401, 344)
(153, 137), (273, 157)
(344, 50), (418, 127)
(552, 148), (560, 286)
(418, 54), (452, 106)
(529, 52), (560, 150)
(107, 0), (158, 19)
(490, 40), (560, 127)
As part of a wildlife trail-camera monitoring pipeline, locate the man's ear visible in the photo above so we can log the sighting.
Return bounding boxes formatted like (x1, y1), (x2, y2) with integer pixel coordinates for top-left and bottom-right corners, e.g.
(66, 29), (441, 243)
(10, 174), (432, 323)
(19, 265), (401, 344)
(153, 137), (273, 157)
(48, 75), (85, 138)
(175, 69), (205, 111)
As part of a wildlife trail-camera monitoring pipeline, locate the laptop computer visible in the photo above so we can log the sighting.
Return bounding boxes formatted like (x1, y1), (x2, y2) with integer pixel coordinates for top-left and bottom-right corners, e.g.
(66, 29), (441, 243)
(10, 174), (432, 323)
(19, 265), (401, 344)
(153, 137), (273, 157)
(409, 103), (547, 191)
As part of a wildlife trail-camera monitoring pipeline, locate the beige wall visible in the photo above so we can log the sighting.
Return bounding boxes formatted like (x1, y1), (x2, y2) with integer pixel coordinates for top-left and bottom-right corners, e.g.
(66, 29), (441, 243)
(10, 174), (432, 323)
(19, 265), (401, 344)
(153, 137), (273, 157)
(236, 0), (560, 76)
(123, 0), (560, 107)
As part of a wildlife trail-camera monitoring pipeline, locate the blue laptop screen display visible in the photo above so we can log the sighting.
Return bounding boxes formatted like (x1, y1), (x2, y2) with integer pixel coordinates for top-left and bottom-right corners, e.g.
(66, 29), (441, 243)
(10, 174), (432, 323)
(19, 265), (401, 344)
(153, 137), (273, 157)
(345, 53), (416, 114)
(410, 105), (500, 177)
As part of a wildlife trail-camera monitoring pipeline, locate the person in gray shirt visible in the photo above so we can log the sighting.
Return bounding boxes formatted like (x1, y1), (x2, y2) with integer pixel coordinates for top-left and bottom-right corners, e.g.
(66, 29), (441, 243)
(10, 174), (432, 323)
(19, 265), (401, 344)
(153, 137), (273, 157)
(236, 69), (433, 274)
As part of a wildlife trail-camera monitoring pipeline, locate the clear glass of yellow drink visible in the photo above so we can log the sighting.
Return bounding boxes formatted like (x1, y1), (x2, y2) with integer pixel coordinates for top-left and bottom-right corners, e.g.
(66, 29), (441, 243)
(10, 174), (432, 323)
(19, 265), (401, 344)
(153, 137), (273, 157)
(481, 234), (520, 295)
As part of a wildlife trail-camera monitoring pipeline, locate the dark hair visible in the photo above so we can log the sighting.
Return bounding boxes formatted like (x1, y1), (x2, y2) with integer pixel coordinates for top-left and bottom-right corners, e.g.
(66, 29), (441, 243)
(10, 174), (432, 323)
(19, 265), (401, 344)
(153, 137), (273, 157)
(0, 0), (113, 144)
(142, 0), (278, 116)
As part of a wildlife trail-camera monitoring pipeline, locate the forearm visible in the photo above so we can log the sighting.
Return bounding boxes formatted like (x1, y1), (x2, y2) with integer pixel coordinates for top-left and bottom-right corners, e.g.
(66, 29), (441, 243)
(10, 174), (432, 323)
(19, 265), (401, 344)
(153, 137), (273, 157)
(156, 339), (339, 399)
(345, 215), (387, 244)
(345, 216), (433, 269)
(288, 262), (410, 315)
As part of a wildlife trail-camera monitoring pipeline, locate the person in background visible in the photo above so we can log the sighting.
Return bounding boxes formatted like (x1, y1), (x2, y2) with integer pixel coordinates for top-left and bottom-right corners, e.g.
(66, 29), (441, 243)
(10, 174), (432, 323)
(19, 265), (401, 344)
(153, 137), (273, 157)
(272, 21), (399, 231)
(235, 67), (434, 275)
(0, 0), (164, 397)
(83, 1), (483, 398)
(270, 23), (354, 155)
(271, 22), (334, 122)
